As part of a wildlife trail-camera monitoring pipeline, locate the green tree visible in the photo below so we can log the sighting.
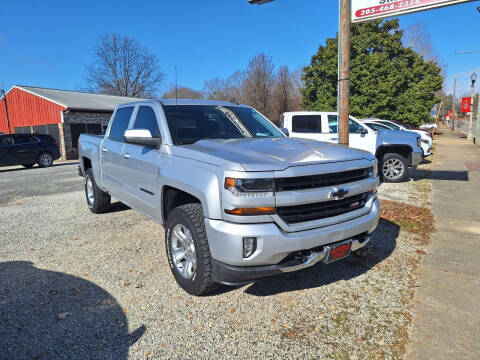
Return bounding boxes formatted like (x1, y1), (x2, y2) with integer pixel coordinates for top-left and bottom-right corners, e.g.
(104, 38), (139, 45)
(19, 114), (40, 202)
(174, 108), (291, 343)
(302, 19), (443, 126)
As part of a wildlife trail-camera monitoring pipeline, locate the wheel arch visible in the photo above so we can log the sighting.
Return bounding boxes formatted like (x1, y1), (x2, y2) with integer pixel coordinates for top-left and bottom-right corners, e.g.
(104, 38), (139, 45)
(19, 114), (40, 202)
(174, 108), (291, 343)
(375, 145), (412, 164)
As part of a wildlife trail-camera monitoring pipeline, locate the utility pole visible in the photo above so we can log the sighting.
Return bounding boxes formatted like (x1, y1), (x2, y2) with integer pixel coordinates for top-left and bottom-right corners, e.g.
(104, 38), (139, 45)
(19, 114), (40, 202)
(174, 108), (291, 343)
(467, 72), (476, 140)
(477, 87), (480, 143)
(337, 0), (351, 146)
(451, 78), (456, 132)
(1, 89), (11, 134)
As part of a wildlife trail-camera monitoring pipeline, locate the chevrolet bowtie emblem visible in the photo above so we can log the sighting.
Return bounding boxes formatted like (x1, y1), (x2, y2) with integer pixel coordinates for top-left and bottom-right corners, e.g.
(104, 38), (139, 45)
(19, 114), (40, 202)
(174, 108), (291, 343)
(329, 188), (350, 200)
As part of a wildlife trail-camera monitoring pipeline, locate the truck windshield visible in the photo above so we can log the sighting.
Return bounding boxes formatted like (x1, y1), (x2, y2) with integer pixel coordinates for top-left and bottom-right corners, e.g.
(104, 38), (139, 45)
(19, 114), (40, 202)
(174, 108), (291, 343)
(163, 105), (283, 145)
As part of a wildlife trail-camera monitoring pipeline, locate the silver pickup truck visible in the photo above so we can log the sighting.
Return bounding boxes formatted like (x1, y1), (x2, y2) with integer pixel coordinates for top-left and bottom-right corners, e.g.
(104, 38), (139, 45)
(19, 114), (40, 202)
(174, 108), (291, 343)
(78, 100), (380, 295)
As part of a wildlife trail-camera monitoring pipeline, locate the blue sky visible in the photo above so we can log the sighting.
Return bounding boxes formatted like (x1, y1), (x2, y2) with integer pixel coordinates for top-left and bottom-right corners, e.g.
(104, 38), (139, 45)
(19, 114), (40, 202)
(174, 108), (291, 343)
(0, 0), (479, 96)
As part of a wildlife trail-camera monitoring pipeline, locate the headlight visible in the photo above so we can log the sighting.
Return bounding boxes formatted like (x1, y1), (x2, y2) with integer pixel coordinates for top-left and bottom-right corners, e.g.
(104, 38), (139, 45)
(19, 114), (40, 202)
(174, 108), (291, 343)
(421, 139), (429, 144)
(369, 163), (378, 179)
(224, 177), (274, 197)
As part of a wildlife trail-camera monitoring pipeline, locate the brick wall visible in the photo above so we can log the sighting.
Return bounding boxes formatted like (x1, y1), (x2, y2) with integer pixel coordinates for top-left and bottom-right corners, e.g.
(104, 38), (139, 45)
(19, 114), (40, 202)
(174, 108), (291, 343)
(63, 111), (113, 159)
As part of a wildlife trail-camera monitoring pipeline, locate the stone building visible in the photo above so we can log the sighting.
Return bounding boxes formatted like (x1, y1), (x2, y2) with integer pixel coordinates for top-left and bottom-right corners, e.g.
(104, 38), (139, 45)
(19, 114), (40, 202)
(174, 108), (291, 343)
(0, 85), (141, 159)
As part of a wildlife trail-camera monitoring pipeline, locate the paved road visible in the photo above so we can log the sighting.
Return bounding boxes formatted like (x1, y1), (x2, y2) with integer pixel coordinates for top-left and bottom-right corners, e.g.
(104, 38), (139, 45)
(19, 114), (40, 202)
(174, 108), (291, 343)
(0, 162), (82, 205)
(407, 130), (480, 360)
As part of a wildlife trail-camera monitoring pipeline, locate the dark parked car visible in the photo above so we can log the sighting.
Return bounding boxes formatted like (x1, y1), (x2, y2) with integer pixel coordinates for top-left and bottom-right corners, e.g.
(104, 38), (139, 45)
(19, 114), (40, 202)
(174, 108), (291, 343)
(0, 133), (61, 168)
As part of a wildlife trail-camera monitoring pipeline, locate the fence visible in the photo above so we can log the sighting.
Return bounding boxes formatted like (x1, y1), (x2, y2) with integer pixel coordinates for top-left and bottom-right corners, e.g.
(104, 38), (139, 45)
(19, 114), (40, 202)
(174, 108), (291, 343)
(454, 117), (478, 137)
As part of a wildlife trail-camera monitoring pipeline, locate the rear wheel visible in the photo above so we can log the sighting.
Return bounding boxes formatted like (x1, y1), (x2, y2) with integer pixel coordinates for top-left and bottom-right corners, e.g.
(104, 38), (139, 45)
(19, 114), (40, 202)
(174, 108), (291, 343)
(84, 168), (111, 213)
(381, 153), (408, 183)
(165, 203), (218, 296)
(37, 152), (53, 168)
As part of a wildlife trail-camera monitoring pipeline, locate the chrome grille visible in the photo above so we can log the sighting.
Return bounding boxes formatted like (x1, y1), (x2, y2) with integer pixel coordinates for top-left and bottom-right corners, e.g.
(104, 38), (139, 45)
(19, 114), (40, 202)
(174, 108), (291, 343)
(276, 192), (369, 224)
(275, 167), (371, 192)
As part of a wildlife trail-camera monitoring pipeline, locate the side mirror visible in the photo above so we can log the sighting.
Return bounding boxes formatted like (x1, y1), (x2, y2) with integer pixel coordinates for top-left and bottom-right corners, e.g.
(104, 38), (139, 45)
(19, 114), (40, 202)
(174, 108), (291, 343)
(124, 129), (162, 149)
(280, 127), (290, 137)
(360, 128), (368, 135)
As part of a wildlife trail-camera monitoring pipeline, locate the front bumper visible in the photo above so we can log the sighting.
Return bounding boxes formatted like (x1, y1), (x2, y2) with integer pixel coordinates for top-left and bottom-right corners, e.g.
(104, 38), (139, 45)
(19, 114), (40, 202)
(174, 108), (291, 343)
(205, 197), (379, 270)
(211, 234), (372, 285)
(410, 151), (423, 166)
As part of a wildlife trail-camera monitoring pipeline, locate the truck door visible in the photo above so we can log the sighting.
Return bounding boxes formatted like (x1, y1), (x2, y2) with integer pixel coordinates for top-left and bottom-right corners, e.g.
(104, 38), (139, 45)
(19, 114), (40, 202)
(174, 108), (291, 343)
(121, 105), (162, 214)
(13, 134), (38, 165)
(101, 106), (134, 197)
(326, 115), (373, 153)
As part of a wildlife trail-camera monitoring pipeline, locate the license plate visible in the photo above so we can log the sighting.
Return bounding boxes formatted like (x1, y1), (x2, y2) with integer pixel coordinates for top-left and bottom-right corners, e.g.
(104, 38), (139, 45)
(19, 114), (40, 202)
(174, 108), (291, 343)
(324, 240), (352, 264)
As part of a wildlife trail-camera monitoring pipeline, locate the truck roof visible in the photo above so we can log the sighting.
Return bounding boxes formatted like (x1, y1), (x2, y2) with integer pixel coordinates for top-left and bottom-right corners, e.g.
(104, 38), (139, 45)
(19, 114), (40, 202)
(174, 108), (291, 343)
(118, 99), (249, 108)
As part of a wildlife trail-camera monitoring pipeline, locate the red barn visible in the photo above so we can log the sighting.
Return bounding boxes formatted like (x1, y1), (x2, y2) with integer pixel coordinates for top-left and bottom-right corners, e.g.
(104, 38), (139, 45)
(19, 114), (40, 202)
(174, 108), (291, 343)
(0, 86), (140, 159)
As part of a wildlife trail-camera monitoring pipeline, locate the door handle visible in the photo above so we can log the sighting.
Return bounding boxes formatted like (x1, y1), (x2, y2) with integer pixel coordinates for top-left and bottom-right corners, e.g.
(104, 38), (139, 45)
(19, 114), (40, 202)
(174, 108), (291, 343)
(123, 153), (131, 159)
(102, 148), (108, 152)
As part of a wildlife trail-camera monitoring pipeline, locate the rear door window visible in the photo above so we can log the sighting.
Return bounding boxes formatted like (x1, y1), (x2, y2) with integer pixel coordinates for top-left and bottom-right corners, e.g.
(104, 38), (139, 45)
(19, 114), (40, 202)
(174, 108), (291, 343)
(327, 116), (366, 134)
(327, 115), (338, 133)
(13, 135), (35, 144)
(292, 115), (322, 133)
(109, 107), (134, 142)
(132, 106), (161, 137)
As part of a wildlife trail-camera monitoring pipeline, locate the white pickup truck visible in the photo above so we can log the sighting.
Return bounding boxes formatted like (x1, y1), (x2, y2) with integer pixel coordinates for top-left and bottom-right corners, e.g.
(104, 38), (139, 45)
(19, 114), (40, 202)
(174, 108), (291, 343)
(282, 111), (423, 182)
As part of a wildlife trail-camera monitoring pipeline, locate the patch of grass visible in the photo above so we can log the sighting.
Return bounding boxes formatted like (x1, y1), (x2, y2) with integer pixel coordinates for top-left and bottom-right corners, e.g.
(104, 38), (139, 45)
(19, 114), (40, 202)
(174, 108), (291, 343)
(380, 199), (435, 245)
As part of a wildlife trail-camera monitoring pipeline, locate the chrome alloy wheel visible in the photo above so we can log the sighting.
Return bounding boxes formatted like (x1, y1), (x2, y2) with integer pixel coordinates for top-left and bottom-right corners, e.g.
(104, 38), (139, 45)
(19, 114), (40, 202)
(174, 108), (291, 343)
(171, 224), (197, 279)
(39, 153), (53, 167)
(382, 158), (405, 181)
(86, 176), (94, 207)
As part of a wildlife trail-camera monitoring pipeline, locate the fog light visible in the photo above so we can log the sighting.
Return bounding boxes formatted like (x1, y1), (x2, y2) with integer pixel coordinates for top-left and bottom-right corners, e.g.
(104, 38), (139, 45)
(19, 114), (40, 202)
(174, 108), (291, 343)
(243, 237), (257, 258)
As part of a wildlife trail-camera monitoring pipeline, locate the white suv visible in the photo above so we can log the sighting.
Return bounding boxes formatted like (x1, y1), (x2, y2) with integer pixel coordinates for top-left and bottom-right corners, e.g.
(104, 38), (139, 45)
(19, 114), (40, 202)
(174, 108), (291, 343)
(365, 119), (433, 157)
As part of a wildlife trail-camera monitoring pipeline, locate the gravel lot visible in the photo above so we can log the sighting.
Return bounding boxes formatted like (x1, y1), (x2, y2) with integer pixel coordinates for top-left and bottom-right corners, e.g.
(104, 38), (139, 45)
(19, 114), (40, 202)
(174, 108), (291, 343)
(0, 160), (434, 359)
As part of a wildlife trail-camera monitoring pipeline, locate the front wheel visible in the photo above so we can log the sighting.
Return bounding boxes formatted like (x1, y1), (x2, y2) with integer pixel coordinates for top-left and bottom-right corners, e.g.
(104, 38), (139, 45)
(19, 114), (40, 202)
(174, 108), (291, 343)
(381, 153), (408, 183)
(84, 168), (111, 213)
(165, 203), (218, 296)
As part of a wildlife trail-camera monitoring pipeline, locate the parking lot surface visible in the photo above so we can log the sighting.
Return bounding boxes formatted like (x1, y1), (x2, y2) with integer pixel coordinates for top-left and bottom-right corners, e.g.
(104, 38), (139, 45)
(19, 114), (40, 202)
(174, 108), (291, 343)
(0, 160), (433, 359)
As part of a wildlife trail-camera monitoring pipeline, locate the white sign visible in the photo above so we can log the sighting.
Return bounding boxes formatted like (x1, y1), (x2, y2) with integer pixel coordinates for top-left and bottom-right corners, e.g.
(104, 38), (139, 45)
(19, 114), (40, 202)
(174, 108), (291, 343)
(352, 0), (478, 23)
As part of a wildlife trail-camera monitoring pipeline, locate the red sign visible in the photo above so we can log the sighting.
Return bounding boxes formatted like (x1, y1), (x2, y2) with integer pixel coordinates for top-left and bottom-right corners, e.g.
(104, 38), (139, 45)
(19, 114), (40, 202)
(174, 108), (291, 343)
(462, 97), (472, 113)
(352, 0), (478, 23)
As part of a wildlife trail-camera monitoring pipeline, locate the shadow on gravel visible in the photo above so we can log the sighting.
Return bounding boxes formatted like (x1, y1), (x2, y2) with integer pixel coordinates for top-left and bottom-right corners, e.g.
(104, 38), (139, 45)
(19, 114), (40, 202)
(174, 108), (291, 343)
(0, 162), (79, 173)
(244, 219), (399, 297)
(109, 201), (131, 213)
(0, 261), (145, 359)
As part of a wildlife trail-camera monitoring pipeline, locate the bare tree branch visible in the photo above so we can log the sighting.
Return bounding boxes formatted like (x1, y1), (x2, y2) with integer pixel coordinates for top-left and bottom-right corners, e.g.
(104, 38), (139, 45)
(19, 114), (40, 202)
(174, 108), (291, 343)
(84, 34), (165, 98)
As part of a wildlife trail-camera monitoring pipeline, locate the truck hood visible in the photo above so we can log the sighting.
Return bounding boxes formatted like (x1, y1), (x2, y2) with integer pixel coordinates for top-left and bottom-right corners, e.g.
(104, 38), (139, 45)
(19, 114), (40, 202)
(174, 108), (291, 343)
(377, 130), (419, 146)
(172, 137), (373, 171)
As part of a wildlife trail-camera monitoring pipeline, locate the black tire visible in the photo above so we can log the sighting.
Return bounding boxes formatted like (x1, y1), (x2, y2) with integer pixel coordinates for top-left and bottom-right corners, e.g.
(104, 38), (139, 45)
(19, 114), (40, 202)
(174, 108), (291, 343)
(37, 152), (53, 168)
(84, 168), (111, 214)
(165, 203), (218, 296)
(22, 164), (35, 168)
(381, 153), (408, 183)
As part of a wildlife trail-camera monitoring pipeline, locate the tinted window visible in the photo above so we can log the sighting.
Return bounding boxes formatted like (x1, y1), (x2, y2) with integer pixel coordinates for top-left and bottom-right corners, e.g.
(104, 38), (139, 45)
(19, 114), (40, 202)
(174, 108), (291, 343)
(163, 105), (282, 145)
(365, 122), (391, 131)
(292, 115), (322, 133)
(378, 121), (400, 130)
(327, 116), (366, 134)
(14, 135), (35, 144)
(0, 135), (14, 146)
(109, 107), (134, 142)
(328, 115), (338, 133)
(348, 119), (365, 134)
(132, 106), (161, 137)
